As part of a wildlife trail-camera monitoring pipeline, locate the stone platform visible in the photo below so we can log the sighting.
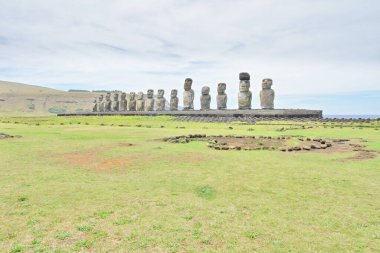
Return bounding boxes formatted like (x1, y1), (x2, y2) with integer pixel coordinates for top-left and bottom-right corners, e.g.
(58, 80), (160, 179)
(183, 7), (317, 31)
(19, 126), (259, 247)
(58, 109), (323, 118)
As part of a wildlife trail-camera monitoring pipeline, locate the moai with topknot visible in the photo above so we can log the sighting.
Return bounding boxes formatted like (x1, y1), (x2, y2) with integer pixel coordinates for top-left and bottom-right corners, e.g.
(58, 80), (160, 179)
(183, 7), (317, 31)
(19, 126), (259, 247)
(238, 72), (252, 110)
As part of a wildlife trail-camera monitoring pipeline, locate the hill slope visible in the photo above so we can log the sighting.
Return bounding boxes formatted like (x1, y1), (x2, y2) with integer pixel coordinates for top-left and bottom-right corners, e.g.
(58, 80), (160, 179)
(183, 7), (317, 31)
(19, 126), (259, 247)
(0, 81), (97, 114)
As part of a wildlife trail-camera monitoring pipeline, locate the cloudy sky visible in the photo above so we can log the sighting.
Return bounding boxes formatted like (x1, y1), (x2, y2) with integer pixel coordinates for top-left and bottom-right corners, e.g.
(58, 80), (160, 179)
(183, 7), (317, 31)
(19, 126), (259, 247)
(0, 0), (379, 114)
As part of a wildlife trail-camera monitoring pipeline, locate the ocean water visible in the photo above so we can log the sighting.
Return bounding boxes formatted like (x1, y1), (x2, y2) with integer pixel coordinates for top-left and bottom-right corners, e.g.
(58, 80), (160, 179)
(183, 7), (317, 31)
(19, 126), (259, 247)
(325, 115), (380, 119)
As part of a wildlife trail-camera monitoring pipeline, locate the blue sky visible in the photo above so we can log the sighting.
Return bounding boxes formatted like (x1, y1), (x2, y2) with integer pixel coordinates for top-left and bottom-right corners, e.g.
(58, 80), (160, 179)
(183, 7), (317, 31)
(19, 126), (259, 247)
(0, 0), (379, 114)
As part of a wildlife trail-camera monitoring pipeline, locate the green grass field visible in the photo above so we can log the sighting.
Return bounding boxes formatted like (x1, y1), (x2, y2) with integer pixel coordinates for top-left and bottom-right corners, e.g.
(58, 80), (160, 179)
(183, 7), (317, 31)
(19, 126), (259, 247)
(0, 116), (379, 252)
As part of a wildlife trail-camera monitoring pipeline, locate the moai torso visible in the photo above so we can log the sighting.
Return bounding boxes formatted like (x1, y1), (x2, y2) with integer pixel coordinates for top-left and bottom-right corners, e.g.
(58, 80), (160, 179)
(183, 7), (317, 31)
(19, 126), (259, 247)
(128, 93), (136, 111)
(200, 86), (211, 110)
(104, 93), (112, 112)
(98, 97), (105, 112)
(119, 93), (127, 111)
(136, 92), (145, 111)
(93, 99), (98, 112)
(112, 93), (120, 112)
(216, 83), (227, 110)
(170, 89), (178, 111)
(155, 89), (166, 111)
(260, 79), (275, 109)
(183, 78), (194, 110)
(145, 90), (154, 111)
(238, 72), (252, 110)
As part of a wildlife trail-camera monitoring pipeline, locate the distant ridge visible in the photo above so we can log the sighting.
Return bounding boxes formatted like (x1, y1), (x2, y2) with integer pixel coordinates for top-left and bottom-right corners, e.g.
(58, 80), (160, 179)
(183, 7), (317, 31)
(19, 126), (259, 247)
(0, 80), (96, 115)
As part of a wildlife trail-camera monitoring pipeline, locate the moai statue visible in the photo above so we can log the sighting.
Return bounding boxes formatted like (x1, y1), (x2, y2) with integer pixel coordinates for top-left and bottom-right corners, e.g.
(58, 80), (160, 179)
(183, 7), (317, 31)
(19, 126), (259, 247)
(145, 89), (154, 111)
(112, 93), (119, 112)
(92, 98), (98, 112)
(155, 89), (166, 111)
(183, 78), (194, 110)
(200, 86), (211, 110)
(98, 95), (105, 112)
(238, 72), (252, 110)
(136, 92), (145, 111)
(216, 83), (227, 110)
(104, 92), (112, 112)
(170, 89), (179, 111)
(128, 92), (136, 111)
(260, 78), (275, 109)
(119, 92), (127, 111)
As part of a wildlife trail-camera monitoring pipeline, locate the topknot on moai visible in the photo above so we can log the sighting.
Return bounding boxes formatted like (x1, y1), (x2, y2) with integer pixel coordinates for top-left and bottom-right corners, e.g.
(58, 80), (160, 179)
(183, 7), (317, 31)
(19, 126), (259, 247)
(145, 89), (154, 111)
(155, 89), (166, 111)
(104, 92), (112, 112)
(129, 92), (136, 111)
(200, 86), (211, 110)
(238, 72), (252, 110)
(119, 92), (127, 111)
(136, 92), (145, 111)
(239, 72), (250, 81)
(170, 89), (179, 111)
(183, 78), (194, 110)
(260, 78), (275, 109)
(112, 93), (119, 112)
(216, 83), (227, 110)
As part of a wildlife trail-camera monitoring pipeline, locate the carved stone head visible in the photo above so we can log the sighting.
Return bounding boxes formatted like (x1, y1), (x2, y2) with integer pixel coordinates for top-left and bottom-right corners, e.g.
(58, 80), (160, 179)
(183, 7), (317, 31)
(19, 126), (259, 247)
(137, 92), (144, 100)
(106, 93), (111, 101)
(184, 78), (193, 91)
(157, 89), (164, 98)
(202, 86), (210, 95)
(171, 89), (177, 98)
(217, 83), (226, 94)
(262, 79), (273, 89)
(113, 93), (119, 101)
(98, 95), (104, 101)
(129, 92), (135, 100)
(147, 89), (154, 98)
(121, 92), (126, 100)
(239, 80), (250, 92)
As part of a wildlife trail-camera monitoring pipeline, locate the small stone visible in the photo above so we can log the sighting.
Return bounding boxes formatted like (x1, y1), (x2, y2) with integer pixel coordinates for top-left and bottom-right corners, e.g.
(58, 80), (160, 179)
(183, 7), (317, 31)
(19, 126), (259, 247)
(303, 146), (311, 151)
(320, 144), (327, 149)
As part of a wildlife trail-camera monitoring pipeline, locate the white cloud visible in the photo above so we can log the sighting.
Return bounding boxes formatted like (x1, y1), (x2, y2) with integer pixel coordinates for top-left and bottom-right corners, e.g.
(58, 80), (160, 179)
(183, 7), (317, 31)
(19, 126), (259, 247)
(0, 0), (379, 111)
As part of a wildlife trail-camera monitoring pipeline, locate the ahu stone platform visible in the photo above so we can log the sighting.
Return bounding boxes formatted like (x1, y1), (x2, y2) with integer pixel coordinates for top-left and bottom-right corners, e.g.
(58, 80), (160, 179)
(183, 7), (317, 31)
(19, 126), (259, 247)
(58, 109), (323, 119)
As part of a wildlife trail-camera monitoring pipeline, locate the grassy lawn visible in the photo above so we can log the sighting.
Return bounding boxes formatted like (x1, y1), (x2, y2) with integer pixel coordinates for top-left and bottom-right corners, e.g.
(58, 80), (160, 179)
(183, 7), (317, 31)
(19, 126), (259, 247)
(0, 116), (379, 252)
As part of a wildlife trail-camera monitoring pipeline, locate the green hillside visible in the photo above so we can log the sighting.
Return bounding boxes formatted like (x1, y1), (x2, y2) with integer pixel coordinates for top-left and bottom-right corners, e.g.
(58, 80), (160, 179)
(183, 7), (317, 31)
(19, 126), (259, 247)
(0, 81), (97, 115)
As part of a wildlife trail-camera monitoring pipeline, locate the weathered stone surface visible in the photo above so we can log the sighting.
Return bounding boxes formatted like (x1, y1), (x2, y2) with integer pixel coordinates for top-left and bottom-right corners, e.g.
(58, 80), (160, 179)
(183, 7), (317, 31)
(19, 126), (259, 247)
(136, 92), (145, 111)
(97, 95), (104, 112)
(128, 92), (136, 111)
(112, 93), (119, 111)
(238, 73), (252, 110)
(92, 98), (98, 112)
(183, 78), (194, 110)
(156, 89), (166, 111)
(145, 89), (154, 111)
(104, 92), (112, 112)
(200, 86), (211, 110)
(260, 79), (275, 109)
(119, 92), (127, 111)
(170, 89), (178, 111)
(216, 83), (227, 110)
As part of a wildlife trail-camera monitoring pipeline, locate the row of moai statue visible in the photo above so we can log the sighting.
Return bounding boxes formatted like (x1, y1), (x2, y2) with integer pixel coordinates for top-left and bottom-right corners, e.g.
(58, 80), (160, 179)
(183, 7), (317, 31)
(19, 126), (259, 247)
(93, 72), (275, 112)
